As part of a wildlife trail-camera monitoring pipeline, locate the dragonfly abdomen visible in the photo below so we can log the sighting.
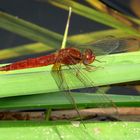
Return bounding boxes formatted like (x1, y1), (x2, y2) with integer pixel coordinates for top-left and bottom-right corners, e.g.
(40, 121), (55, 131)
(0, 53), (57, 71)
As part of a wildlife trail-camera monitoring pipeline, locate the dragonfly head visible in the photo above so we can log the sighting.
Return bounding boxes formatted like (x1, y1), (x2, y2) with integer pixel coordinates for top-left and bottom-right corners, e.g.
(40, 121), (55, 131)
(82, 49), (95, 65)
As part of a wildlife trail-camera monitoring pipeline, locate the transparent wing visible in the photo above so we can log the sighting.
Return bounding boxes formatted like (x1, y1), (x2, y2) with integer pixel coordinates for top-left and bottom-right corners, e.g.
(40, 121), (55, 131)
(115, 38), (140, 52)
(51, 53), (118, 121)
(68, 59), (118, 119)
(67, 55), (117, 108)
(51, 61), (85, 124)
(69, 36), (140, 56)
(87, 36), (120, 55)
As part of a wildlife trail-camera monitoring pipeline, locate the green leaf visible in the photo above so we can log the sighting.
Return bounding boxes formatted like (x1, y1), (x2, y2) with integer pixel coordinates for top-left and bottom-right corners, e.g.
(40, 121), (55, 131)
(0, 121), (139, 140)
(0, 92), (139, 110)
(47, 0), (140, 37)
(0, 51), (140, 98)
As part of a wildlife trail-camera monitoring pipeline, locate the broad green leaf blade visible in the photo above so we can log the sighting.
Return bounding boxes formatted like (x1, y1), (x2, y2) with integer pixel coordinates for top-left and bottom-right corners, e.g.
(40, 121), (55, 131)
(0, 121), (139, 140)
(0, 51), (140, 98)
(0, 92), (139, 110)
(47, 0), (140, 37)
(0, 11), (63, 48)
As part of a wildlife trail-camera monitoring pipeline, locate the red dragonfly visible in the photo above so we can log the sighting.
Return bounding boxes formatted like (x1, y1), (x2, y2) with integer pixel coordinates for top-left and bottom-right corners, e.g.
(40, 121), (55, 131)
(0, 47), (94, 71)
(0, 37), (120, 121)
(0, 37), (138, 120)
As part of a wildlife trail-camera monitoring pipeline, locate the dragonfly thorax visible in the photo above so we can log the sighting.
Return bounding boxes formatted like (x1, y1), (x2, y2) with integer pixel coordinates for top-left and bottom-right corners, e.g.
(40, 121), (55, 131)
(82, 49), (95, 65)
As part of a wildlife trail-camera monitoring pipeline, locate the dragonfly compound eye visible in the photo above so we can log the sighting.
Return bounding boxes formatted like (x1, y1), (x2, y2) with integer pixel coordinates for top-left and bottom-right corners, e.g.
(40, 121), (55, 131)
(83, 49), (95, 65)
